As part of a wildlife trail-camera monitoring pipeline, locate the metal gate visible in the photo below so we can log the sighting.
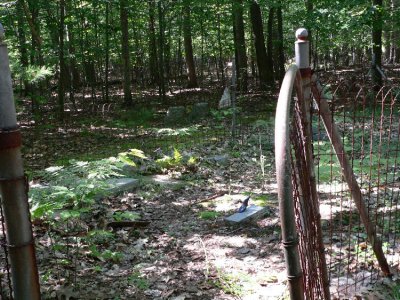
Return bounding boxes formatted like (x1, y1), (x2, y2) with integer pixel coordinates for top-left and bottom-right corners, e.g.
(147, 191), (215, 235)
(275, 28), (396, 299)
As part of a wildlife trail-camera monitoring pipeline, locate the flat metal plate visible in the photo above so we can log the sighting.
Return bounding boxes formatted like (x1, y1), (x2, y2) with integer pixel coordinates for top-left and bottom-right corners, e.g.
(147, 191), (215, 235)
(225, 205), (267, 223)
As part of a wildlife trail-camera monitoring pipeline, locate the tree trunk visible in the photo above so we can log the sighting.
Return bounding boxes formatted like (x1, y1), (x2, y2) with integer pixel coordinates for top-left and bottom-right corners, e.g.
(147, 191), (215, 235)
(105, 1), (110, 101)
(371, 0), (383, 89)
(183, 2), (198, 88)
(23, 0), (43, 114)
(120, 0), (133, 106)
(148, 0), (159, 85)
(66, 0), (79, 107)
(304, 0), (314, 65)
(276, 3), (285, 82)
(391, 0), (400, 63)
(249, 1), (273, 89)
(217, 3), (225, 82)
(266, 7), (274, 81)
(16, 0), (29, 95)
(58, 0), (65, 120)
(232, 0), (248, 92)
(199, 3), (205, 81)
(157, 1), (166, 101)
(22, 0), (42, 51)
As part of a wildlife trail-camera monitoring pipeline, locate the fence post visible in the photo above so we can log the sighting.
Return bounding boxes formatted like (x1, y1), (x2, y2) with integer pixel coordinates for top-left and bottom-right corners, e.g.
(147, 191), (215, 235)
(295, 28), (311, 120)
(0, 24), (41, 299)
(295, 28), (331, 299)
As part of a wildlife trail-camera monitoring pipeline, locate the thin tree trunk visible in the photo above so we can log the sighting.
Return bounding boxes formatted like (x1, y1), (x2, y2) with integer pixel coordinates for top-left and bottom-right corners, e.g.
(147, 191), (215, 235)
(22, 0), (42, 48)
(304, 0), (314, 65)
(66, 0), (79, 108)
(276, 3), (285, 81)
(233, 0), (248, 92)
(105, 1), (110, 101)
(371, 0), (383, 89)
(148, 0), (159, 85)
(177, 15), (184, 82)
(217, 4), (225, 82)
(158, 1), (166, 101)
(391, 0), (400, 63)
(250, 1), (273, 89)
(266, 7), (274, 81)
(120, 0), (133, 106)
(16, 0), (29, 95)
(58, 0), (65, 120)
(183, 2), (198, 88)
(199, 2), (205, 81)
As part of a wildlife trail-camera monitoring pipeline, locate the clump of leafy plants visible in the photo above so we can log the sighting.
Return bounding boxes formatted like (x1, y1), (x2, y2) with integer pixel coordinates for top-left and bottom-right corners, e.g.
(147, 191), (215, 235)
(86, 230), (115, 245)
(128, 272), (150, 290)
(89, 245), (123, 263)
(113, 211), (140, 221)
(199, 211), (219, 220)
(120, 147), (198, 175)
(29, 157), (125, 220)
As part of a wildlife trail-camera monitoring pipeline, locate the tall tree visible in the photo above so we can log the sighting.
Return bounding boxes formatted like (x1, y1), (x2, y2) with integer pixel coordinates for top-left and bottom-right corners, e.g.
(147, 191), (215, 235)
(371, 0), (383, 89)
(232, 0), (248, 92)
(157, 1), (166, 101)
(119, 0), (133, 106)
(148, 0), (159, 85)
(249, 0), (273, 89)
(66, 0), (79, 107)
(266, 7), (274, 81)
(304, 0), (314, 65)
(276, 2), (285, 81)
(58, 0), (66, 119)
(105, 0), (110, 101)
(385, 0), (399, 63)
(22, 0), (42, 64)
(216, 2), (225, 81)
(183, 1), (198, 88)
(16, 0), (29, 95)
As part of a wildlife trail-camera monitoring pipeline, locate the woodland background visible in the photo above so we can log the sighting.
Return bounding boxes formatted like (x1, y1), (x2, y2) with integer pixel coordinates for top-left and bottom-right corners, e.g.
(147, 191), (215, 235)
(0, 0), (395, 116)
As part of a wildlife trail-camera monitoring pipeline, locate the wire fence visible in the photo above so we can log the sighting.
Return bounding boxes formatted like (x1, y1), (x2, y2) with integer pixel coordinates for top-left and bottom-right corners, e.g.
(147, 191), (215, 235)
(312, 78), (400, 298)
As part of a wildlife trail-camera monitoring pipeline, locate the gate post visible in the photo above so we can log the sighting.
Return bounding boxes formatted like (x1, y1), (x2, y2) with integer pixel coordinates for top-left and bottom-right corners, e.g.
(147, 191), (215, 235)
(0, 24), (41, 299)
(295, 28), (331, 299)
(295, 28), (312, 124)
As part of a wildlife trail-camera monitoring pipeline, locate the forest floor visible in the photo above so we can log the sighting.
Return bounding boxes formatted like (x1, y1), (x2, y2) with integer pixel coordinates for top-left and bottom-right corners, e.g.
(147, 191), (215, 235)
(10, 78), (400, 299)
(17, 86), (292, 299)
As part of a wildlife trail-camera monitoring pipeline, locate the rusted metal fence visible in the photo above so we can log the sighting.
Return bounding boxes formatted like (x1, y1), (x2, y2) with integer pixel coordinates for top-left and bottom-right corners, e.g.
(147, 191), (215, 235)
(313, 79), (400, 298)
(276, 28), (400, 299)
(0, 24), (41, 299)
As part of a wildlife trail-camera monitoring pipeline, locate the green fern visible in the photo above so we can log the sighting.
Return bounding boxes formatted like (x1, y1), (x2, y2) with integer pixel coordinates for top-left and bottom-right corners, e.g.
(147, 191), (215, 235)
(24, 65), (53, 84)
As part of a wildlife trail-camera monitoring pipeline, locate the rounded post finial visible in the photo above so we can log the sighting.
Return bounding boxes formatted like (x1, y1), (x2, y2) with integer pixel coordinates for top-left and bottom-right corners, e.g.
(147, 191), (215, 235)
(296, 28), (308, 41)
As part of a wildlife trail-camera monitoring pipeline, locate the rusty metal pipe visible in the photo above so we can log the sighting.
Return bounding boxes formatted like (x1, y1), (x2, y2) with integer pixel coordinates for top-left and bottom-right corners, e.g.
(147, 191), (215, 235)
(0, 24), (41, 299)
(275, 64), (304, 300)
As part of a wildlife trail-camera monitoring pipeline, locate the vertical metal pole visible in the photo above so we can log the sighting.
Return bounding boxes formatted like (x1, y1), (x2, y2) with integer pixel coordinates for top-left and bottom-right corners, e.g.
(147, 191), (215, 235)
(296, 28), (331, 299)
(295, 28), (311, 120)
(0, 24), (41, 299)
